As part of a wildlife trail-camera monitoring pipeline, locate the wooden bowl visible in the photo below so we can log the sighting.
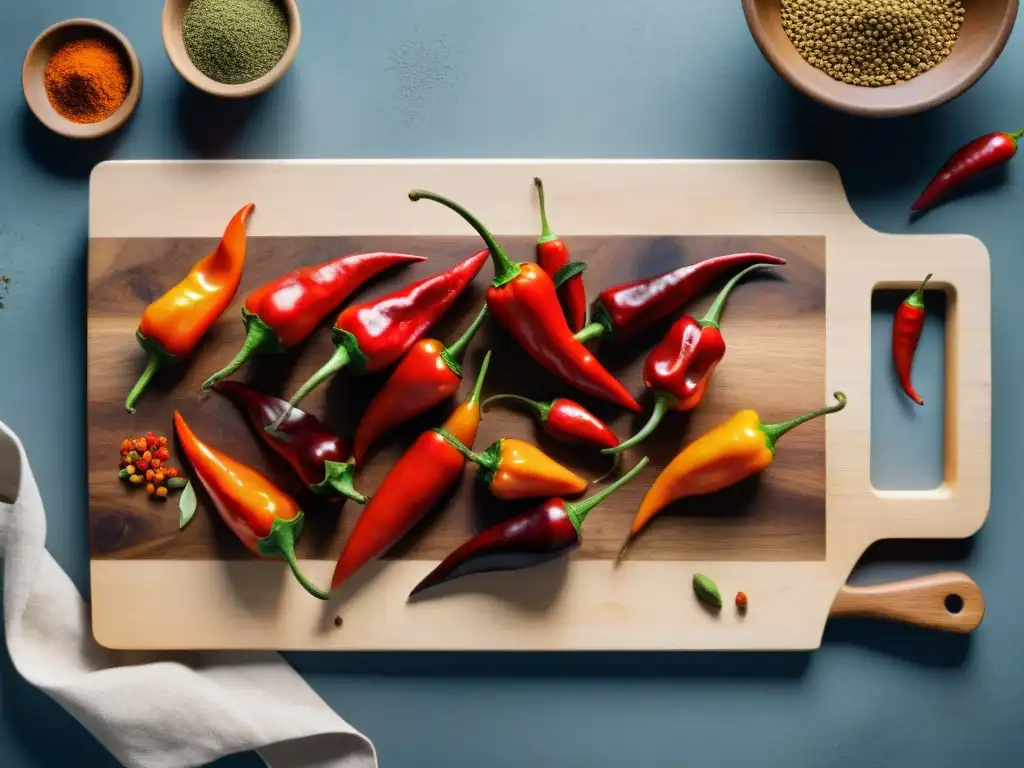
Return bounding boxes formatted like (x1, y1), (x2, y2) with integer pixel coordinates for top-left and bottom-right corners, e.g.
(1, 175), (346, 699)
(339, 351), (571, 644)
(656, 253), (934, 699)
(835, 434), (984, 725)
(742, 0), (1018, 117)
(22, 19), (142, 140)
(162, 0), (301, 98)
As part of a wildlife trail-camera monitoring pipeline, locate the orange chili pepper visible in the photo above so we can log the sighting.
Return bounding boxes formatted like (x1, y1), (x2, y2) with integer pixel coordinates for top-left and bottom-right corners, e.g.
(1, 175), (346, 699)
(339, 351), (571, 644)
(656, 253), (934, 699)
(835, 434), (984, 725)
(618, 392), (848, 561)
(174, 411), (328, 600)
(438, 433), (588, 500)
(126, 204), (254, 412)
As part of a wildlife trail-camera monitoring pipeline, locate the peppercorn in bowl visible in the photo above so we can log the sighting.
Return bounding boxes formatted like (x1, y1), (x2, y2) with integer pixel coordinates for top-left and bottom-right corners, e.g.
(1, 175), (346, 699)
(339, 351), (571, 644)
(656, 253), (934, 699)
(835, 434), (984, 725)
(22, 18), (142, 139)
(163, 0), (301, 98)
(742, 0), (1018, 117)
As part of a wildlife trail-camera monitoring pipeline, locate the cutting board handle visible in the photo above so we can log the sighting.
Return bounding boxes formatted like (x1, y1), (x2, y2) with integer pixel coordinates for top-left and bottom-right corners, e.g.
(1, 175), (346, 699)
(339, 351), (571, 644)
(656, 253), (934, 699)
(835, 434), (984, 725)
(830, 571), (983, 633)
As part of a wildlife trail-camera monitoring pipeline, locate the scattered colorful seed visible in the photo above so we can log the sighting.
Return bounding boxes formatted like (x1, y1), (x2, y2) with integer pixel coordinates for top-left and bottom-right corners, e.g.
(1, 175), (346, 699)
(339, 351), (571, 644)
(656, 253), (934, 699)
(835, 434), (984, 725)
(693, 573), (723, 610)
(119, 431), (188, 501)
(735, 591), (748, 611)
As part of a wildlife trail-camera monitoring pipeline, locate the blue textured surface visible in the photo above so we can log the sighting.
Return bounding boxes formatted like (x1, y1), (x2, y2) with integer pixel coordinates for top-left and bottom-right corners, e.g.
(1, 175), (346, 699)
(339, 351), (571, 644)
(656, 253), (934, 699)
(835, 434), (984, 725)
(0, 2), (1017, 767)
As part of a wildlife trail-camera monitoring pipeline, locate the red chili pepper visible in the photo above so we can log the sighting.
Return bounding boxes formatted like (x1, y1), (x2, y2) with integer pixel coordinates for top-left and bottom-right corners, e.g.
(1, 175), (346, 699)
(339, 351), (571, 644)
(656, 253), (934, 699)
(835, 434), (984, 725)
(409, 456), (648, 596)
(174, 411), (328, 599)
(482, 394), (620, 450)
(892, 274), (931, 406)
(912, 128), (1023, 212)
(331, 352), (491, 588)
(574, 252), (787, 346)
(607, 263), (773, 454)
(287, 249), (488, 407)
(202, 251), (425, 390)
(213, 380), (367, 503)
(409, 190), (640, 412)
(353, 304), (488, 465)
(533, 177), (587, 332)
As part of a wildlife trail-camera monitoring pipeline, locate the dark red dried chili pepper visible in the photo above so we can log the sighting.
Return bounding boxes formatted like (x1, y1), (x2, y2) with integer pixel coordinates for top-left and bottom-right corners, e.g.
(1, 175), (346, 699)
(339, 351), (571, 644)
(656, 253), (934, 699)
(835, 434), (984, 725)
(482, 394), (620, 450)
(574, 252), (786, 345)
(534, 177), (587, 332)
(212, 380), (367, 503)
(353, 304), (488, 465)
(331, 352), (491, 588)
(892, 274), (931, 406)
(409, 190), (640, 412)
(287, 249), (488, 407)
(202, 251), (425, 390)
(912, 128), (1024, 212)
(607, 263), (773, 454)
(409, 456), (648, 596)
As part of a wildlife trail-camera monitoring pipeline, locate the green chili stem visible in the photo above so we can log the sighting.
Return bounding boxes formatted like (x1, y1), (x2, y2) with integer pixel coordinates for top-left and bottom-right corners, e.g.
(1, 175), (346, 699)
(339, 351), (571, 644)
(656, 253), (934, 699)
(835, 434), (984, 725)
(575, 322), (605, 344)
(759, 392), (848, 453)
(258, 516), (330, 600)
(288, 345), (350, 408)
(201, 314), (278, 390)
(467, 350), (492, 406)
(440, 304), (489, 376)
(604, 393), (672, 455)
(699, 263), (774, 329)
(904, 273), (932, 311)
(565, 457), (649, 536)
(125, 352), (162, 414)
(481, 393), (551, 422)
(311, 460), (367, 504)
(436, 429), (495, 470)
(409, 190), (521, 287)
(1009, 126), (1024, 141)
(534, 177), (558, 244)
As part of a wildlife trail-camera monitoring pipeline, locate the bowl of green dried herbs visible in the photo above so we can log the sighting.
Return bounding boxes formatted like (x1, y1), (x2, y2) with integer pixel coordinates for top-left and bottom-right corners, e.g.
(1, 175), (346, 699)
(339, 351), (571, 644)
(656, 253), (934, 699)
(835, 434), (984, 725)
(162, 0), (300, 98)
(742, 0), (1018, 117)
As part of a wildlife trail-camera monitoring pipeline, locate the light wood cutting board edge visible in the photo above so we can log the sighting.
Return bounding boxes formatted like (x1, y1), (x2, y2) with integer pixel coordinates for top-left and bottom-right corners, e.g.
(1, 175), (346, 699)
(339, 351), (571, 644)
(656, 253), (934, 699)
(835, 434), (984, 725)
(88, 159), (991, 651)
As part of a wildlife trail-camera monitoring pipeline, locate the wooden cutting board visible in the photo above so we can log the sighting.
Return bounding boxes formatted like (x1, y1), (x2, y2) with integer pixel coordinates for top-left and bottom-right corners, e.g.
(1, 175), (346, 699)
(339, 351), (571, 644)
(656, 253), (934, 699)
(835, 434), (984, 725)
(87, 160), (990, 650)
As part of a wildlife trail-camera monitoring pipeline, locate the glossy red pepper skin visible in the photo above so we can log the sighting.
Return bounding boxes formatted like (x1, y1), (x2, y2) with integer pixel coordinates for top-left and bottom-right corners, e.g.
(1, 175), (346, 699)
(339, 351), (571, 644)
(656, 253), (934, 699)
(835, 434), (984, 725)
(534, 177), (587, 332)
(576, 252), (786, 344)
(913, 128), (1023, 212)
(607, 263), (773, 454)
(409, 190), (639, 412)
(287, 249), (488, 407)
(352, 304), (488, 465)
(483, 394), (620, 450)
(212, 380), (366, 503)
(331, 353), (491, 588)
(892, 274), (931, 406)
(409, 457), (648, 596)
(202, 252), (425, 389)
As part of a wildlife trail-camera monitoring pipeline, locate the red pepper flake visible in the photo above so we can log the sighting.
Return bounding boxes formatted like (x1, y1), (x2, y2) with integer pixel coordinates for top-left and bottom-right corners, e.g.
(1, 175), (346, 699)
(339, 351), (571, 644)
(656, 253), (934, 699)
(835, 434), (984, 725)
(735, 591), (748, 611)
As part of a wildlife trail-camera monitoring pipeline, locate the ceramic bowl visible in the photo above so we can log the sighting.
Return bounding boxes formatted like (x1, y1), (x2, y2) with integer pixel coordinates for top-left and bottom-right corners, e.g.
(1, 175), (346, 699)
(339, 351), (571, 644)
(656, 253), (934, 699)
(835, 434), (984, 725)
(22, 18), (142, 140)
(162, 0), (301, 98)
(742, 0), (1018, 117)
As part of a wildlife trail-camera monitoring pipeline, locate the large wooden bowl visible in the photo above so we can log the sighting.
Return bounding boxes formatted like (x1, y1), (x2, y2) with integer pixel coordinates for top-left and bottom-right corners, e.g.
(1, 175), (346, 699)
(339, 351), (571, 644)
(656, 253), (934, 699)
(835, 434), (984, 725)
(742, 0), (1018, 117)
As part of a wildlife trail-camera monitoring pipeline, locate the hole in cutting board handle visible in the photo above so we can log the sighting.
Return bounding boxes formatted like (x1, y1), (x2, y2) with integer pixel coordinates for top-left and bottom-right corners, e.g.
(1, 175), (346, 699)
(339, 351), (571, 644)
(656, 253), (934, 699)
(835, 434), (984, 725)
(944, 593), (964, 614)
(869, 285), (949, 491)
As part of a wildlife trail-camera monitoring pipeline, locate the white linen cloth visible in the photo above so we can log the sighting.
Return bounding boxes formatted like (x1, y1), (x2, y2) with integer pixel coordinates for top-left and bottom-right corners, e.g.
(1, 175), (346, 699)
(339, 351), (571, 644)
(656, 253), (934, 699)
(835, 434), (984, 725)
(0, 420), (376, 768)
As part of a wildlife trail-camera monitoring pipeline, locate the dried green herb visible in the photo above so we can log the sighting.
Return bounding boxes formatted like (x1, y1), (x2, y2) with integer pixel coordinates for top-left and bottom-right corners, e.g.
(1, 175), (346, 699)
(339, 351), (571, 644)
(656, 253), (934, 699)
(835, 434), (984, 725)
(182, 0), (290, 85)
(693, 573), (722, 610)
(781, 0), (965, 87)
(179, 480), (197, 530)
(0, 275), (10, 311)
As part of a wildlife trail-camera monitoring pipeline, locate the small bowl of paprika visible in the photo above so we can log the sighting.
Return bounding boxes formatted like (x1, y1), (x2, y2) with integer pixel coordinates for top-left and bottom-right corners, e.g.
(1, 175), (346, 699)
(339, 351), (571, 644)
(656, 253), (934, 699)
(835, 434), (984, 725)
(22, 18), (142, 140)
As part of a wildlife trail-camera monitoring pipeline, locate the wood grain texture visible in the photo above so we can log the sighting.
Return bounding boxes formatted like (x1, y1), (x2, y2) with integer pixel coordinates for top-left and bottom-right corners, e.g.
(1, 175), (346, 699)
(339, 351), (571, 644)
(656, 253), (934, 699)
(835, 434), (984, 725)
(831, 572), (984, 634)
(87, 160), (991, 651)
(88, 235), (826, 563)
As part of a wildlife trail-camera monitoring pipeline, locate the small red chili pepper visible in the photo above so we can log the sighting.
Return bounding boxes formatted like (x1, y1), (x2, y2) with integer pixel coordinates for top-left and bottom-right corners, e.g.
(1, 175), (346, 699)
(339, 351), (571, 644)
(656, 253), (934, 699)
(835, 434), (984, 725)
(912, 128), (1024, 212)
(174, 411), (328, 599)
(213, 380), (367, 503)
(331, 352), (492, 588)
(607, 263), (773, 454)
(410, 190), (639, 412)
(410, 457), (648, 596)
(353, 304), (488, 465)
(533, 177), (587, 332)
(574, 252), (787, 346)
(202, 251), (426, 389)
(736, 591), (748, 610)
(287, 249), (488, 407)
(482, 394), (620, 450)
(892, 274), (931, 406)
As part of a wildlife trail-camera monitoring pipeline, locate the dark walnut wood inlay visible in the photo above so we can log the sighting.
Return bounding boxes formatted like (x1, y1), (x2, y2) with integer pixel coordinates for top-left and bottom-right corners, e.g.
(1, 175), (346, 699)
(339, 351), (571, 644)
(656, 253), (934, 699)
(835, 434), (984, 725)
(88, 235), (826, 563)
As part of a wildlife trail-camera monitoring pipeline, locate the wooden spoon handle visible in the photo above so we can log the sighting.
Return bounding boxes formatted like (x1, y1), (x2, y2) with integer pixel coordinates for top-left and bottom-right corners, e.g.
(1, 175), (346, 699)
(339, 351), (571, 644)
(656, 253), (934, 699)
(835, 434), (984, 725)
(829, 572), (984, 634)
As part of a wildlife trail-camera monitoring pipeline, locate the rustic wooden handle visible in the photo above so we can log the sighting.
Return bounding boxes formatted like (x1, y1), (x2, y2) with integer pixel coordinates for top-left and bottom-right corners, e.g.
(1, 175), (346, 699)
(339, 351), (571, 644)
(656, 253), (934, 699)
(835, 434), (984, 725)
(829, 572), (984, 633)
